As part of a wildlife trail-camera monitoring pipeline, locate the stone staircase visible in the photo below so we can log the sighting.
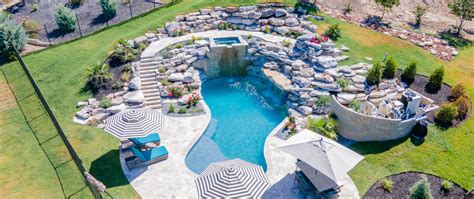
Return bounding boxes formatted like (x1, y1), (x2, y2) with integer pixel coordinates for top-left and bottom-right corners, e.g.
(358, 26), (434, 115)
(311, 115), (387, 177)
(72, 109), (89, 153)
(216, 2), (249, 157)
(139, 56), (162, 110)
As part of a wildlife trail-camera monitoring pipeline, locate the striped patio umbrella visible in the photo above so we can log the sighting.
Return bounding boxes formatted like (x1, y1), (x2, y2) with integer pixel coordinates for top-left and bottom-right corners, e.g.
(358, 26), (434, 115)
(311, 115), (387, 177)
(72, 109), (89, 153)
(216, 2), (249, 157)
(104, 109), (164, 139)
(195, 159), (271, 198)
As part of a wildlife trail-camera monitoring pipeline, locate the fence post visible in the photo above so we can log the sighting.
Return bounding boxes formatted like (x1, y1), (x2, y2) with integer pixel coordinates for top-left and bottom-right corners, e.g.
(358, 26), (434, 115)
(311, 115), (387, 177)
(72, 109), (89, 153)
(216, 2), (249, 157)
(75, 13), (83, 37)
(43, 24), (52, 46)
(129, 1), (133, 18)
(153, 1), (156, 9)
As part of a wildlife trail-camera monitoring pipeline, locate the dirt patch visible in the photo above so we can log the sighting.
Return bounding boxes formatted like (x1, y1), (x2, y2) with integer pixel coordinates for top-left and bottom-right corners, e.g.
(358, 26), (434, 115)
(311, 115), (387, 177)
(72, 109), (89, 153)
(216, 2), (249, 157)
(364, 172), (467, 198)
(0, 81), (16, 111)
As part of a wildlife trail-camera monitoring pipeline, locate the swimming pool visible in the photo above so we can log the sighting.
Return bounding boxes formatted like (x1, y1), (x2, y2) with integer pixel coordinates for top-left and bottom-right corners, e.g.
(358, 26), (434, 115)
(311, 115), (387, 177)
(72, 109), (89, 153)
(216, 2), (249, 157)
(213, 37), (241, 45)
(185, 77), (287, 174)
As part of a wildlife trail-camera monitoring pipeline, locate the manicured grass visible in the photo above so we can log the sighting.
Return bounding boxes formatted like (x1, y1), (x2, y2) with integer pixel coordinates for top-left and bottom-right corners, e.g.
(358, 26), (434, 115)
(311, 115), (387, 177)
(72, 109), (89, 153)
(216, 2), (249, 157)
(0, 0), (472, 197)
(311, 15), (474, 194)
(0, 0), (296, 197)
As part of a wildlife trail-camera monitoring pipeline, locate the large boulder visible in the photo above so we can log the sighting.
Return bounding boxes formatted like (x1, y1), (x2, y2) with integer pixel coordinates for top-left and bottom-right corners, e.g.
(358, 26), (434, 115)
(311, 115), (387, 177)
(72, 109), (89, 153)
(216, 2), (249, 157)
(269, 18), (285, 26)
(106, 104), (126, 114)
(123, 91), (144, 104)
(285, 17), (300, 27)
(298, 106), (313, 115)
(275, 8), (288, 17)
(261, 8), (275, 18)
(239, 5), (257, 12)
(128, 76), (140, 90)
(183, 72), (194, 83)
(315, 56), (337, 69)
(337, 93), (356, 105)
(226, 16), (243, 24)
(168, 73), (185, 82)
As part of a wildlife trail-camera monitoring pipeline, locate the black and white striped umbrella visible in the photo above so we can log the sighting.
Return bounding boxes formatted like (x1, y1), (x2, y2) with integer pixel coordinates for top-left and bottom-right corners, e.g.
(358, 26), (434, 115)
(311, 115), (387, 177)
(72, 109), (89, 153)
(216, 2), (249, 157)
(104, 109), (164, 139)
(195, 159), (271, 198)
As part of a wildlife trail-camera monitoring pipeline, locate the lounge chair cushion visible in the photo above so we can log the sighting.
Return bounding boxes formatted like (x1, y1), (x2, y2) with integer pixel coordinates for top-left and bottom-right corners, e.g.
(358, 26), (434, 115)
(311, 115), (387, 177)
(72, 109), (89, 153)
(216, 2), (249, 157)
(131, 145), (168, 161)
(129, 133), (161, 146)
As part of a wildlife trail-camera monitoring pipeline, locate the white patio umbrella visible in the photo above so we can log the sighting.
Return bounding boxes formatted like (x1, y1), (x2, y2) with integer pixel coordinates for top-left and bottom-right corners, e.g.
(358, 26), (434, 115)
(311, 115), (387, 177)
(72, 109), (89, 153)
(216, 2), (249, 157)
(104, 109), (164, 139)
(195, 159), (271, 198)
(278, 129), (364, 184)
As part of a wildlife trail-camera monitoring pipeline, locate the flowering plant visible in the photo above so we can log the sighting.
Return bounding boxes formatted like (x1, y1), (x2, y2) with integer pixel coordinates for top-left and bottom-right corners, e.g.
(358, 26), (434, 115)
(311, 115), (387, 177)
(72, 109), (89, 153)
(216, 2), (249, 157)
(311, 34), (329, 44)
(187, 92), (201, 107)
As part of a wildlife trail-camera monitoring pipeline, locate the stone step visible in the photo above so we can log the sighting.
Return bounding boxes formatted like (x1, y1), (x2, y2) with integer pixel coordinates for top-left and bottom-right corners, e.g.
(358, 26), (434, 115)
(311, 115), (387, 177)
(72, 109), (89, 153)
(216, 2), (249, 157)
(145, 100), (161, 106)
(142, 89), (160, 94)
(145, 96), (161, 101)
(140, 73), (156, 78)
(141, 81), (156, 87)
(140, 65), (157, 71)
(141, 76), (156, 82)
(144, 93), (160, 99)
(141, 84), (158, 90)
(140, 68), (156, 74)
(127, 103), (145, 109)
(147, 104), (162, 110)
(140, 61), (159, 67)
(140, 57), (156, 62)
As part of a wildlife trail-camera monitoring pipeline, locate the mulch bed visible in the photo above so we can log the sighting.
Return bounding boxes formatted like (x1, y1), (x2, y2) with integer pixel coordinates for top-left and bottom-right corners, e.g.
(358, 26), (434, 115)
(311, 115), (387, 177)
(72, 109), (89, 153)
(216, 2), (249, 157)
(364, 172), (467, 199)
(9, 0), (164, 44)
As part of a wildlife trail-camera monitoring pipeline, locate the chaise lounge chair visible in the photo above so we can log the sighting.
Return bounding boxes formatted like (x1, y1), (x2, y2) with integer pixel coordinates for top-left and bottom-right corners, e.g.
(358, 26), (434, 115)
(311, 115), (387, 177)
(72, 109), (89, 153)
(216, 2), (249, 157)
(126, 145), (169, 169)
(129, 133), (161, 146)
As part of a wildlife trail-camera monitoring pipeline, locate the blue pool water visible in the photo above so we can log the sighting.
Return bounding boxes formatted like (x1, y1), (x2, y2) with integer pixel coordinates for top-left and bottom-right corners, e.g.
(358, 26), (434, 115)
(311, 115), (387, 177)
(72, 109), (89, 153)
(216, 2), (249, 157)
(185, 77), (287, 174)
(214, 37), (241, 45)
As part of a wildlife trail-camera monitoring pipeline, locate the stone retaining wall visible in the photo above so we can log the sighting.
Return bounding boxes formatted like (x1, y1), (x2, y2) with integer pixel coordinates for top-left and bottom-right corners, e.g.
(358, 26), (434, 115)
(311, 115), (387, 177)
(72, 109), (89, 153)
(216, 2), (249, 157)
(330, 96), (416, 141)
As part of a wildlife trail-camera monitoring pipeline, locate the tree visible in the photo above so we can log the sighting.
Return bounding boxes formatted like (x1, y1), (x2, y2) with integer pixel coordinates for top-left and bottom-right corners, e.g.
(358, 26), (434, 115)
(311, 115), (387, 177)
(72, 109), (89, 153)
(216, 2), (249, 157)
(426, 66), (444, 93)
(0, 13), (26, 58)
(413, 4), (428, 27)
(55, 5), (76, 32)
(401, 61), (417, 84)
(409, 176), (433, 199)
(366, 62), (382, 85)
(374, 0), (400, 19)
(448, 0), (474, 35)
(382, 56), (398, 79)
(100, 0), (117, 20)
(86, 62), (112, 90)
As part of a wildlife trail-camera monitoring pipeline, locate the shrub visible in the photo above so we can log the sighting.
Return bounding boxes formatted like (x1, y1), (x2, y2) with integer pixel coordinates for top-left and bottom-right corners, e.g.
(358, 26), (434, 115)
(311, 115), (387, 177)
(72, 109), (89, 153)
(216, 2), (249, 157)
(324, 24), (342, 41)
(426, 66), (444, 93)
(99, 98), (112, 109)
(282, 39), (291, 47)
(175, 43), (183, 49)
(160, 78), (170, 86)
(168, 87), (183, 97)
(435, 103), (458, 126)
(374, 0), (400, 20)
(160, 48), (172, 59)
(264, 26), (271, 34)
(86, 62), (112, 90)
(31, 3), (38, 12)
(231, 24), (238, 30)
(344, 2), (353, 14)
(109, 40), (137, 65)
(187, 93), (201, 107)
(69, 0), (84, 5)
(120, 71), (130, 82)
(294, 2), (319, 15)
(349, 100), (360, 111)
(366, 62), (382, 85)
(381, 178), (394, 193)
(441, 180), (453, 191)
(316, 95), (331, 107)
(22, 18), (41, 39)
(217, 22), (228, 30)
(55, 5), (76, 32)
(382, 56), (398, 79)
(439, 33), (472, 49)
(168, 104), (175, 113)
(454, 95), (470, 120)
(112, 80), (123, 90)
(0, 13), (27, 57)
(185, 40), (193, 45)
(449, 83), (466, 101)
(409, 176), (432, 199)
(247, 34), (253, 39)
(413, 4), (428, 26)
(100, 0), (117, 20)
(178, 107), (187, 114)
(401, 61), (417, 84)
(158, 66), (167, 73)
(307, 117), (338, 140)
(336, 77), (349, 89)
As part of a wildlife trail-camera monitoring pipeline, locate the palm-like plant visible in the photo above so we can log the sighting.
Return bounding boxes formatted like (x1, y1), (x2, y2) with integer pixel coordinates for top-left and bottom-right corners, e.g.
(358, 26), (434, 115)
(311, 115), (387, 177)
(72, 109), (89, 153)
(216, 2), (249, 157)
(86, 62), (112, 90)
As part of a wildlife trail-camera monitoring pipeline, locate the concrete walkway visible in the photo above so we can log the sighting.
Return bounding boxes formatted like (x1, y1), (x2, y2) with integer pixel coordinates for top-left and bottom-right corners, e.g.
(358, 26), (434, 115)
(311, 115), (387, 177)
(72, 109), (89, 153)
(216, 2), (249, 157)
(141, 30), (295, 58)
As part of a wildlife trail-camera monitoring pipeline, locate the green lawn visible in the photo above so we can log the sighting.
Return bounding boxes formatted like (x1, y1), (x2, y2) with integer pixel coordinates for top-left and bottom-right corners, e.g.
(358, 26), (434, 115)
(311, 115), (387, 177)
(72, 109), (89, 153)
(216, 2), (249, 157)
(0, 0), (472, 197)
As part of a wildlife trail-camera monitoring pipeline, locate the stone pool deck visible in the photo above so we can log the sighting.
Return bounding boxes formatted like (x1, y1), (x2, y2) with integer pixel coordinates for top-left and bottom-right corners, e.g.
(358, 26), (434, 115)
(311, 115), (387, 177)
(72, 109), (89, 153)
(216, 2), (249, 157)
(119, 102), (211, 198)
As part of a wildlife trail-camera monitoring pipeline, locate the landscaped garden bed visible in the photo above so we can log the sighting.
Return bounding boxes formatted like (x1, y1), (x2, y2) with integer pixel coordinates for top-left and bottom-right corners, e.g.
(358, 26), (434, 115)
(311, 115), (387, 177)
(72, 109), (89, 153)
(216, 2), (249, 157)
(365, 172), (467, 198)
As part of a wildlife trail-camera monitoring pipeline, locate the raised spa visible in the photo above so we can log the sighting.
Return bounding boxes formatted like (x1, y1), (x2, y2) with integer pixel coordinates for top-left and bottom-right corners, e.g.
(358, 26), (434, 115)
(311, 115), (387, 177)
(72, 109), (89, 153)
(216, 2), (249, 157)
(185, 77), (287, 174)
(213, 37), (241, 45)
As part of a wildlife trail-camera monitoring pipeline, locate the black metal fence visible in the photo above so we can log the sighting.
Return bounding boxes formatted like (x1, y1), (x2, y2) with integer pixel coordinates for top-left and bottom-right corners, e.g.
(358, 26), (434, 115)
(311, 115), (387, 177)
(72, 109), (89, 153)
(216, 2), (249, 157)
(0, 45), (104, 198)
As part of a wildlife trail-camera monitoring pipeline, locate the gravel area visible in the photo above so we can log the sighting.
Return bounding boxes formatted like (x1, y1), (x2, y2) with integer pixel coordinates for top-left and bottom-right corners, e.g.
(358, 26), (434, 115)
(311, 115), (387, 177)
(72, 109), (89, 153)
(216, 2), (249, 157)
(9, 0), (166, 43)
